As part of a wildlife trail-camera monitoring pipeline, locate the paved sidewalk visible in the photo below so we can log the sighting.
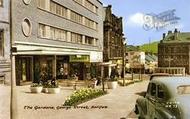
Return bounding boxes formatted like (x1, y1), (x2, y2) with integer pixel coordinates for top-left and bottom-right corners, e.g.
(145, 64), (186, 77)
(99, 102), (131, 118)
(0, 85), (11, 119)
(12, 80), (148, 119)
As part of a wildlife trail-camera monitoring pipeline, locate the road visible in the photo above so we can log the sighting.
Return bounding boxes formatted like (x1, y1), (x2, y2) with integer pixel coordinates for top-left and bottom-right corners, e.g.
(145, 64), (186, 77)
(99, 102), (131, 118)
(0, 85), (11, 119)
(1, 79), (149, 119)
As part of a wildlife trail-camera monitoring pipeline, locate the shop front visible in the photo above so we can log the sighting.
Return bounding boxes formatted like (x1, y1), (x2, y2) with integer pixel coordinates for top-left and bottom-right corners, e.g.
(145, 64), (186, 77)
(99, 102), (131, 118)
(14, 44), (103, 85)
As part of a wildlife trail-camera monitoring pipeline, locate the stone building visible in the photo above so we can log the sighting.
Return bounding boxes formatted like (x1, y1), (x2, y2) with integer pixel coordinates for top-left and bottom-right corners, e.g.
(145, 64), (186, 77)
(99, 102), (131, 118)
(11, 0), (104, 85)
(103, 5), (124, 77)
(158, 29), (190, 74)
(0, 0), (11, 85)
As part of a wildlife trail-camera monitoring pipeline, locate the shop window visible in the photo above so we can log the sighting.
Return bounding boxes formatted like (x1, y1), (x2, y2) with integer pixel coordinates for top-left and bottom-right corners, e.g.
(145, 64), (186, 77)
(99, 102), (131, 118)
(0, 30), (4, 56)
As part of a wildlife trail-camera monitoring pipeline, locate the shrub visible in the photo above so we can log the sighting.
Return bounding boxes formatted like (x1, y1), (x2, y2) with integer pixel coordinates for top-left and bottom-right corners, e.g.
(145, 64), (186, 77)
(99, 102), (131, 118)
(30, 83), (42, 87)
(63, 88), (107, 106)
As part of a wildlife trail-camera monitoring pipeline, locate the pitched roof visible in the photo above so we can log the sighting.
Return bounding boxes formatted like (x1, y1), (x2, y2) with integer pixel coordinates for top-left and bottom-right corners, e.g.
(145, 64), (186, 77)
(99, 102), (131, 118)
(162, 31), (190, 43)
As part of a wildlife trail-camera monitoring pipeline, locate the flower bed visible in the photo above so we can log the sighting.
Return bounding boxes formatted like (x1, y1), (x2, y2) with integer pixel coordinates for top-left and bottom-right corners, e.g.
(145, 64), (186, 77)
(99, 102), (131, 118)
(63, 88), (107, 106)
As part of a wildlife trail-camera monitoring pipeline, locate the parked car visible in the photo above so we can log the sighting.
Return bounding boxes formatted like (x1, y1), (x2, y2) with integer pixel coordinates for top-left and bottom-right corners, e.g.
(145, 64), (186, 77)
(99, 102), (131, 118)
(149, 73), (170, 80)
(135, 76), (190, 119)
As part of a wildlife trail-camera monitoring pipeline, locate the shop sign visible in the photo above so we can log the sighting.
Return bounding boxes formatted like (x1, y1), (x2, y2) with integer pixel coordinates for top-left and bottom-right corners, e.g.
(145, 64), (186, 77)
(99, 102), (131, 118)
(69, 55), (90, 62)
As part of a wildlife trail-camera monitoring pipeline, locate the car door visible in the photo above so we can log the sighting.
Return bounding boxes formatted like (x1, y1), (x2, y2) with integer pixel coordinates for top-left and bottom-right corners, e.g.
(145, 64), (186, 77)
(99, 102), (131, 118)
(154, 84), (169, 119)
(146, 83), (157, 119)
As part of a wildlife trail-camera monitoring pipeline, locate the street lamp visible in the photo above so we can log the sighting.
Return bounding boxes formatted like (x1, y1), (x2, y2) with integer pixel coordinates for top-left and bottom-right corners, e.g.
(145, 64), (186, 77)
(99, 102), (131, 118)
(122, 37), (127, 86)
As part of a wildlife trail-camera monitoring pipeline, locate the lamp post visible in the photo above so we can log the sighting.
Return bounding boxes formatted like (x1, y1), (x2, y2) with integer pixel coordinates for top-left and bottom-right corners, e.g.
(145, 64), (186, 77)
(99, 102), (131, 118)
(122, 37), (127, 86)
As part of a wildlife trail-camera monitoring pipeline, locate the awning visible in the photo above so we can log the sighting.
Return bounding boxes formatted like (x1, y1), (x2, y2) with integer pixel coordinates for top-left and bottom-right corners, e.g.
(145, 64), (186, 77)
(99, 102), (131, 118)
(13, 50), (90, 56)
(99, 61), (117, 67)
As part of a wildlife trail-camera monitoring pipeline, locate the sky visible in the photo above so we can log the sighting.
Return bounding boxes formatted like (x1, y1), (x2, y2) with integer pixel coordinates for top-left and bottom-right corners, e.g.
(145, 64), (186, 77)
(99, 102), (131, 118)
(101, 0), (190, 45)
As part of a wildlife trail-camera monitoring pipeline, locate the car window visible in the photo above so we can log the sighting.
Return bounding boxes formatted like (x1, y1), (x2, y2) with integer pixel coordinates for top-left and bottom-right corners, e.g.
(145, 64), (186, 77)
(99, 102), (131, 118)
(177, 85), (190, 94)
(157, 85), (165, 99)
(150, 83), (156, 97)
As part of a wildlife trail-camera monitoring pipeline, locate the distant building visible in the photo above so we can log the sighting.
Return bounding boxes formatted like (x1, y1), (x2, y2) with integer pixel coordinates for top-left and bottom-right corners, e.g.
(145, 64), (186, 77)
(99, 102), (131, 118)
(125, 45), (158, 73)
(125, 51), (145, 73)
(0, 0), (11, 85)
(11, 0), (104, 85)
(158, 29), (190, 74)
(145, 53), (158, 73)
(103, 5), (124, 77)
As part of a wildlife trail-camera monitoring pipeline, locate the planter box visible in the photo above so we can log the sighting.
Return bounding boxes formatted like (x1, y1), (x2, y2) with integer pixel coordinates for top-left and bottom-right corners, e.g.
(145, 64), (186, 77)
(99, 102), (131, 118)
(30, 87), (43, 93)
(107, 81), (118, 89)
(42, 88), (48, 93)
(48, 88), (60, 94)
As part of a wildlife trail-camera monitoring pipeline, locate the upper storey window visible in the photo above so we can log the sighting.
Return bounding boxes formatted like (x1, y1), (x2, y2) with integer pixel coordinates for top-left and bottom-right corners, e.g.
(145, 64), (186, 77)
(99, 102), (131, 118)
(37, 0), (46, 9)
(70, 11), (83, 24)
(0, 30), (4, 56)
(50, 1), (67, 18)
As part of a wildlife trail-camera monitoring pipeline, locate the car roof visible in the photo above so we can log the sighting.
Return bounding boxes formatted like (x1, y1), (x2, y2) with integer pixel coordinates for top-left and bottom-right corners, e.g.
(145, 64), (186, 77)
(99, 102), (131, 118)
(150, 76), (190, 96)
(150, 73), (170, 80)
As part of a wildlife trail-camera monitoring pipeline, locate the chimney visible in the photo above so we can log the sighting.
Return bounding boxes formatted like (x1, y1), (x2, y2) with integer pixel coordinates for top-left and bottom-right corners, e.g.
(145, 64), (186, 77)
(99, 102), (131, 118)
(174, 28), (178, 40)
(168, 30), (172, 35)
(163, 33), (166, 39)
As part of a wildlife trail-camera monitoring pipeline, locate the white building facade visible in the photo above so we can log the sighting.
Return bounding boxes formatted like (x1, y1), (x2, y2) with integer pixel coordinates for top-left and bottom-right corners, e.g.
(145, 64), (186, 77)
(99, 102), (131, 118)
(11, 0), (103, 85)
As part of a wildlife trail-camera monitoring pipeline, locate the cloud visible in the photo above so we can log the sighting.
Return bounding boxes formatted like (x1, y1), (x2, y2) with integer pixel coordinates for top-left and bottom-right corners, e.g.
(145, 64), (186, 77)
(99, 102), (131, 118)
(127, 12), (145, 27)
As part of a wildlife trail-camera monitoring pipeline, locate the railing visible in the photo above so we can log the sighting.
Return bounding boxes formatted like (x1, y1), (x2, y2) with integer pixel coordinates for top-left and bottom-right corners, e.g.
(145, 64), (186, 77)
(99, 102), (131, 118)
(155, 67), (186, 76)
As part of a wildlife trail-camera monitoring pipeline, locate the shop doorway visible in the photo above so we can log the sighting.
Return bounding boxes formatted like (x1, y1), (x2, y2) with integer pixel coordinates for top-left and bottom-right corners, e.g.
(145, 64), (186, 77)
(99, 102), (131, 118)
(70, 63), (84, 80)
(16, 56), (33, 85)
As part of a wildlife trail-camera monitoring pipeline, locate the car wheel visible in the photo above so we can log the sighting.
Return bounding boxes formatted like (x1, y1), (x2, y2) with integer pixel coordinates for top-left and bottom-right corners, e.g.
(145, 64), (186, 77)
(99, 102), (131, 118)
(134, 105), (139, 114)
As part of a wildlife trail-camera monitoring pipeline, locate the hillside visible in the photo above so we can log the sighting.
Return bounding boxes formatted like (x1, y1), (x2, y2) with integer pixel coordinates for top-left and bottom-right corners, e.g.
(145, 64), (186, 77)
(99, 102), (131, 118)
(139, 41), (159, 54)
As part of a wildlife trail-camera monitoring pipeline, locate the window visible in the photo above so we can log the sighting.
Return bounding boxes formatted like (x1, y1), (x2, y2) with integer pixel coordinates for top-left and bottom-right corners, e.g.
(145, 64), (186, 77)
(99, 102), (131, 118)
(50, 1), (56, 13)
(85, 36), (93, 45)
(95, 6), (98, 14)
(74, 0), (83, 5)
(55, 28), (61, 40)
(150, 83), (156, 96)
(37, 0), (46, 9)
(60, 30), (67, 41)
(70, 11), (83, 24)
(177, 85), (190, 94)
(39, 24), (67, 41)
(94, 39), (98, 46)
(0, 0), (3, 7)
(157, 85), (165, 99)
(61, 7), (67, 18)
(50, 1), (67, 18)
(38, 24), (46, 38)
(85, 18), (95, 29)
(84, 0), (94, 12)
(71, 33), (82, 43)
(50, 27), (55, 39)
(0, 30), (4, 56)
(56, 4), (62, 16)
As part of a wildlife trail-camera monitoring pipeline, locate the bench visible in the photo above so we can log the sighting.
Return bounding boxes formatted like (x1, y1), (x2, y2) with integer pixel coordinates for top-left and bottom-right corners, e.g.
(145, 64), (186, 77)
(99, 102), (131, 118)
(0, 73), (5, 85)
(73, 80), (98, 90)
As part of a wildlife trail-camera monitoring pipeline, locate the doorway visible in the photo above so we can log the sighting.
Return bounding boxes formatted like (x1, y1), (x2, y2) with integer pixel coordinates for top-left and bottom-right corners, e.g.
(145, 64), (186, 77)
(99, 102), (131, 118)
(16, 56), (33, 85)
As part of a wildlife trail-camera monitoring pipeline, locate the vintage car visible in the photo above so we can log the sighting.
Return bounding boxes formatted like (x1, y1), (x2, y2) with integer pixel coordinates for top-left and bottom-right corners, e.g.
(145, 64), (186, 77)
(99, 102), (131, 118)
(135, 76), (190, 119)
(149, 73), (170, 80)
